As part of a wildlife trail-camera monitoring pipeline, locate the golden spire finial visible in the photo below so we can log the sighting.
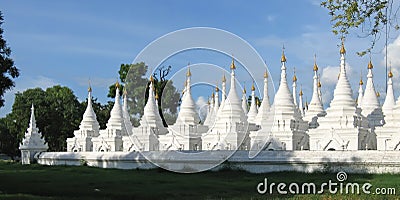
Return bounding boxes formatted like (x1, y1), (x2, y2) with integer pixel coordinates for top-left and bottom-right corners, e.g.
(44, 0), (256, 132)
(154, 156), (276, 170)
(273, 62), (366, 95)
(186, 65), (192, 77)
(281, 45), (287, 63)
(340, 38), (346, 54)
(292, 67), (297, 82)
(264, 70), (268, 78)
(222, 74), (226, 82)
(389, 67), (393, 78)
(115, 80), (120, 89)
(313, 54), (318, 71)
(150, 75), (154, 82)
(251, 82), (255, 91)
(368, 60), (374, 69)
(318, 73), (322, 88)
(88, 79), (92, 93)
(243, 84), (246, 94)
(123, 86), (127, 95)
(215, 86), (219, 92)
(299, 84), (303, 96)
(359, 71), (363, 85)
(376, 91), (380, 97)
(230, 56), (236, 70)
(211, 91), (215, 98)
(155, 88), (159, 100)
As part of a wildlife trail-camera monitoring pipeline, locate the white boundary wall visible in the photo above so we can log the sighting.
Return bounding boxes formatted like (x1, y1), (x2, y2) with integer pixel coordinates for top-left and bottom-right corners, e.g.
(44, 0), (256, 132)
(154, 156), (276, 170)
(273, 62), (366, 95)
(38, 150), (400, 174)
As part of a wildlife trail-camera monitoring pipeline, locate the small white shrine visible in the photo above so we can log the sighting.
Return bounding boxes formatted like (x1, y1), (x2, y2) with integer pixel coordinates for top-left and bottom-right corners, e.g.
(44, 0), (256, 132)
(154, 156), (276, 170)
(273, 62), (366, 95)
(19, 104), (48, 164)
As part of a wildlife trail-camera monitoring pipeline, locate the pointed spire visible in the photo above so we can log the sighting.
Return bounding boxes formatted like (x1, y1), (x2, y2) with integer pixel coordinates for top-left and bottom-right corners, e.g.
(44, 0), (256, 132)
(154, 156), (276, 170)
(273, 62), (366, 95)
(292, 67), (298, 106)
(361, 58), (380, 112)
(255, 69), (271, 125)
(305, 54), (325, 120)
(242, 85), (248, 113)
(28, 104), (37, 133)
(218, 73), (227, 115)
(230, 56), (236, 70)
(313, 54), (318, 71)
(340, 38), (346, 55)
(186, 65), (192, 77)
(247, 81), (258, 123)
(317, 73), (322, 103)
(79, 83), (100, 131)
(357, 72), (364, 108)
(140, 80), (166, 133)
(174, 66), (200, 125)
(106, 81), (125, 132)
(383, 67), (395, 114)
(273, 46), (296, 117)
(299, 86), (305, 117)
(281, 45), (287, 63)
(326, 40), (355, 114)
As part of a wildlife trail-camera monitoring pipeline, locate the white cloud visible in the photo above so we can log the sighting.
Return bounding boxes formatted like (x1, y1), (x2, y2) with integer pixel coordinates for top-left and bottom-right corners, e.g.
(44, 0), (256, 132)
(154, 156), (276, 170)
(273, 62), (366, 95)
(320, 63), (354, 85)
(383, 35), (400, 79)
(195, 96), (208, 121)
(266, 15), (276, 23)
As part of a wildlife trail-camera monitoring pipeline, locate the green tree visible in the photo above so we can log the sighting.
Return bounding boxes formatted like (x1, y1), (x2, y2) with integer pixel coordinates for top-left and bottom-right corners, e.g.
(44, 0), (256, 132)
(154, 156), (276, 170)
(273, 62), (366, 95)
(108, 63), (180, 126)
(321, 0), (399, 55)
(0, 11), (20, 108)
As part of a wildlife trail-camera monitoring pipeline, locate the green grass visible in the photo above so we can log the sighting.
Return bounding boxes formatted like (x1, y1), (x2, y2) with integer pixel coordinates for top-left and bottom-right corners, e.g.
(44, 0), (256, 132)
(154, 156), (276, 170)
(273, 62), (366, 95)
(0, 161), (399, 199)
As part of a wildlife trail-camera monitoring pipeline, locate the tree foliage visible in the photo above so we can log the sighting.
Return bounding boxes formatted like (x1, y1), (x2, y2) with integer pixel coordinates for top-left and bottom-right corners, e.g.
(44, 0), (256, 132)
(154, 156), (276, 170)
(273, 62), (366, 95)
(108, 63), (180, 126)
(321, 0), (399, 56)
(0, 11), (20, 108)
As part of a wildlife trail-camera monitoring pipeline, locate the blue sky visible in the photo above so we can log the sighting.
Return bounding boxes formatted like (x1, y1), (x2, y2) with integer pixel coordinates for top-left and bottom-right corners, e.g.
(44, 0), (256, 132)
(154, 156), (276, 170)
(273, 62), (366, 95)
(1, 0), (400, 117)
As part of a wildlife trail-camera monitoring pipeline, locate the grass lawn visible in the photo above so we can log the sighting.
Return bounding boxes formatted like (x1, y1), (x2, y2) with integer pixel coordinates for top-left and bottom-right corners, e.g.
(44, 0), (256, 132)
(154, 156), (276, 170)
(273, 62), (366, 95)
(0, 161), (399, 199)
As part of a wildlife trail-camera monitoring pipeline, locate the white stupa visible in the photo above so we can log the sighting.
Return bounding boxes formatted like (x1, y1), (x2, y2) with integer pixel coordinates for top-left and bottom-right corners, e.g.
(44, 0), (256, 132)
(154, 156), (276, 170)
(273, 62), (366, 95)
(218, 74), (227, 116)
(361, 60), (384, 129)
(67, 85), (100, 152)
(375, 70), (400, 150)
(202, 58), (253, 150)
(241, 87), (248, 114)
(382, 69), (396, 116)
(250, 50), (308, 151)
(160, 68), (208, 150)
(292, 68), (298, 108)
(203, 91), (216, 127)
(254, 70), (271, 125)
(304, 56), (326, 125)
(356, 76), (364, 108)
(19, 104), (48, 164)
(308, 41), (368, 150)
(247, 82), (258, 124)
(92, 82), (126, 152)
(127, 76), (168, 151)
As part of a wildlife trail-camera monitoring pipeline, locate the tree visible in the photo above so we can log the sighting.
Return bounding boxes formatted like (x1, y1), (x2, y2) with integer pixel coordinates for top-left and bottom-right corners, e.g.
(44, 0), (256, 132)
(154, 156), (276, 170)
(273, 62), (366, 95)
(108, 63), (181, 126)
(2, 86), (82, 157)
(0, 11), (20, 108)
(321, 0), (399, 56)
